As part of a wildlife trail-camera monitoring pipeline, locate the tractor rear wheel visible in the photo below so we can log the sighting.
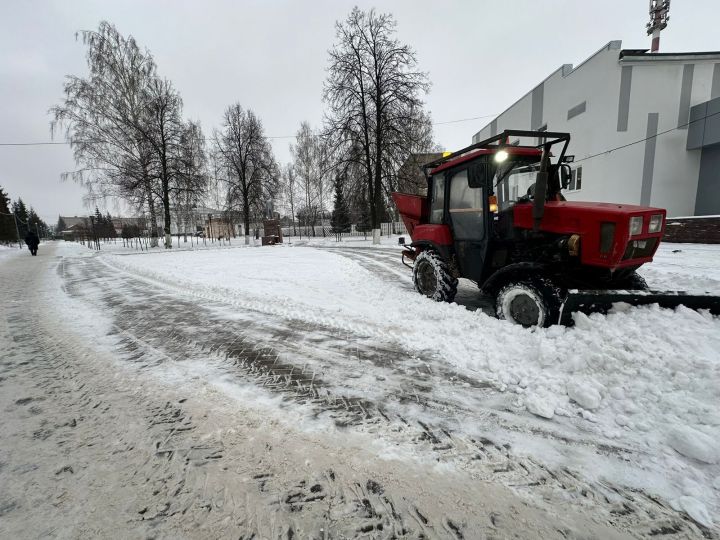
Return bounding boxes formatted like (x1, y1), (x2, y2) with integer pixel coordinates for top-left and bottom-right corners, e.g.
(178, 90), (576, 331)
(495, 278), (562, 328)
(413, 250), (458, 302)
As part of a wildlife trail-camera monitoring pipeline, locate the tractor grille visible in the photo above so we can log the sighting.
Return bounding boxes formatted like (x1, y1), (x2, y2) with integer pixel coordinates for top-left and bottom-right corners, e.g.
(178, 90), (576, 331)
(622, 238), (658, 260)
(599, 222), (615, 254)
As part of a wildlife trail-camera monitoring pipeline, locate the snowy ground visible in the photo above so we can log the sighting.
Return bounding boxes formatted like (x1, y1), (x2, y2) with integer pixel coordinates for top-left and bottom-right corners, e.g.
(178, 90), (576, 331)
(1, 239), (718, 537)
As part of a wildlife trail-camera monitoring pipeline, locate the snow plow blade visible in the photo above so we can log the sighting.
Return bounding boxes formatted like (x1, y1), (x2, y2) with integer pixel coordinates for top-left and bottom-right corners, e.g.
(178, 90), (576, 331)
(558, 290), (720, 326)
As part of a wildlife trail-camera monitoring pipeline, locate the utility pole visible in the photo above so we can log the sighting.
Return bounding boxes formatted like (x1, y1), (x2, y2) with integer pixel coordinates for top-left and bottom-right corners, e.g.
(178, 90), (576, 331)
(13, 212), (22, 249)
(647, 0), (670, 53)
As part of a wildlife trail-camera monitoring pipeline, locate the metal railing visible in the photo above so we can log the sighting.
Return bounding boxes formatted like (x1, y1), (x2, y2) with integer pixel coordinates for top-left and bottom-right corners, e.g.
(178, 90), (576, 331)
(280, 221), (408, 239)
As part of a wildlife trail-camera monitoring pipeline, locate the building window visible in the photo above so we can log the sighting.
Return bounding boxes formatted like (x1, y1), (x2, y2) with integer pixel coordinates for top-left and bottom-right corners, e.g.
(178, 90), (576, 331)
(568, 166), (583, 191)
(567, 101), (587, 120)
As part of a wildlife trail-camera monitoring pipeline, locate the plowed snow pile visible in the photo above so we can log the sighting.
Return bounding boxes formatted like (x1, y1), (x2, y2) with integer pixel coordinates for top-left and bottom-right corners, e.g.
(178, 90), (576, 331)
(103, 242), (720, 526)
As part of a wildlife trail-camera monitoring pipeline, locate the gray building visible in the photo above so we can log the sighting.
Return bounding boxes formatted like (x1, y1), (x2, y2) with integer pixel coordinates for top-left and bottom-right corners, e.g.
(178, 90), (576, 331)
(472, 41), (720, 217)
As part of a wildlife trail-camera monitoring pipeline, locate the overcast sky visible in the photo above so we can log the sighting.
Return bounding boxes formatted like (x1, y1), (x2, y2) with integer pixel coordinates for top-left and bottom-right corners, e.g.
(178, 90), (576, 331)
(1, 0), (717, 223)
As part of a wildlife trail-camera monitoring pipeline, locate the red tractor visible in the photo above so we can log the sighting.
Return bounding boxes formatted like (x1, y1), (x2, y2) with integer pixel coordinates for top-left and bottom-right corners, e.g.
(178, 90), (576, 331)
(393, 130), (719, 327)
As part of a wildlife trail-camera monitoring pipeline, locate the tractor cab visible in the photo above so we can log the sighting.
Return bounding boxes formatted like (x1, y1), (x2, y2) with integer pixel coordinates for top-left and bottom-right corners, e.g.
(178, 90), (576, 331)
(417, 131), (572, 285)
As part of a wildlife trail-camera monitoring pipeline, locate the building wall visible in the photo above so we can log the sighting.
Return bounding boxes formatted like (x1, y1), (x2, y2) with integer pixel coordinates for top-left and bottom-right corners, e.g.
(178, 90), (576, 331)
(471, 41), (720, 216)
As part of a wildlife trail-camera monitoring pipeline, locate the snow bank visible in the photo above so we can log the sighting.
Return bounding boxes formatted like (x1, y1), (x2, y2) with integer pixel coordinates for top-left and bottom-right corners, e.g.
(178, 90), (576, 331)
(668, 426), (719, 464)
(98, 241), (720, 522)
(0, 244), (23, 257)
(671, 496), (714, 528)
(639, 243), (720, 293)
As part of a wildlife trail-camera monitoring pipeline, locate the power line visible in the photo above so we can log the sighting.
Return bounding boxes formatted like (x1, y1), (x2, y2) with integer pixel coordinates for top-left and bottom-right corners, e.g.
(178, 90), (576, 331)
(433, 113), (498, 125)
(0, 141), (69, 146)
(572, 109), (719, 164)
(5, 108), (710, 155)
(0, 112), (500, 147)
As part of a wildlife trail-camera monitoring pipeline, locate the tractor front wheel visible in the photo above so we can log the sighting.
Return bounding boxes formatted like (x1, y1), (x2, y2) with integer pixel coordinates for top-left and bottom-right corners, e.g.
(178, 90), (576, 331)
(613, 271), (649, 291)
(495, 278), (562, 328)
(413, 251), (458, 302)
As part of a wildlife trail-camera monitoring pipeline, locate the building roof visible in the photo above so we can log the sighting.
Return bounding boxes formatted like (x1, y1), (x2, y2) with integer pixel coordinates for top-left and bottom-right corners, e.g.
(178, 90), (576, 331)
(190, 206), (225, 215)
(619, 49), (720, 60)
(59, 216), (88, 228)
(473, 40), (720, 137)
(112, 217), (145, 225)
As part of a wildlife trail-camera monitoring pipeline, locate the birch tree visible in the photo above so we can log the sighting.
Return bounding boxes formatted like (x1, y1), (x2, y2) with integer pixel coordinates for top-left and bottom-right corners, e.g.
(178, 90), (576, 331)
(50, 22), (162, 242)
(214, 104), (279, 244)
(51, 22), (207, 249)
(291, 122), (330, 235)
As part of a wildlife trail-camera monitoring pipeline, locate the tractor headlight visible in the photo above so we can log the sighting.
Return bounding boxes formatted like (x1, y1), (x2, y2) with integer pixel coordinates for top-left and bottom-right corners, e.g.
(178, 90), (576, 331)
(648, 214), (663, 233)
(495, 150), (509, 163)
(629, 216), (643, 236)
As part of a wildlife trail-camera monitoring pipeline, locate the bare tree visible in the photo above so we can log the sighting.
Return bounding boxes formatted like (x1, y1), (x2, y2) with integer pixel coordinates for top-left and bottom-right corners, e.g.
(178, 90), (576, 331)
(142, 77), (187, 247)
(214, 104), (279, 244)
(172, 120), (208, 241)
(324, 7), (431, 243)
(291, 122), (331, 236)
(281, 163), (299, 236)
(50, 22), (161, 241)
(51, 22), (208, 249)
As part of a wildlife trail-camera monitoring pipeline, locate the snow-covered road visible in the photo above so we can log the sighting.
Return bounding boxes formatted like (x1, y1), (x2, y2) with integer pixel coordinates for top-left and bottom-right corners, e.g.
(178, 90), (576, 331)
(1, 240), (718, 538)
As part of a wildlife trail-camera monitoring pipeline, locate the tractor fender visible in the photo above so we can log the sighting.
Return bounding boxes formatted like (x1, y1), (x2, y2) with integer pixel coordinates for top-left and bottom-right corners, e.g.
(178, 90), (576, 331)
(410, 240), (453, 262)
(480, 262), (549, 294)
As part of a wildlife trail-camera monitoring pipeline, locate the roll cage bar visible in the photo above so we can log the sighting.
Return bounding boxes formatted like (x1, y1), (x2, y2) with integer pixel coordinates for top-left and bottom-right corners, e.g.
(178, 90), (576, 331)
(422, 129), (571, 175)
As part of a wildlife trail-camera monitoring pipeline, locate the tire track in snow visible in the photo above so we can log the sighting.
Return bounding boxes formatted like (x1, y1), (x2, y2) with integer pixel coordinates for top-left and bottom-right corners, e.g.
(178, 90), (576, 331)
(53, 251), (714, 538)
(1, 247), (484, 538)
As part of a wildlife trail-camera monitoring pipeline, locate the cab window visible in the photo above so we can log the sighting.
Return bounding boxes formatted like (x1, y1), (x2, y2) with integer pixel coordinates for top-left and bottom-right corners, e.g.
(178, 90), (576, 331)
(448, 170), (484, 240)
(497, 162), (540, 210)
(429, 175), (445, 223)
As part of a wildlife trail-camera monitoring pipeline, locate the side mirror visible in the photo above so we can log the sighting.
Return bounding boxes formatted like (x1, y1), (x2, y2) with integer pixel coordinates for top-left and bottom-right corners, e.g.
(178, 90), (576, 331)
(398, 236), (405, 245)
(560, 164), (572, 189)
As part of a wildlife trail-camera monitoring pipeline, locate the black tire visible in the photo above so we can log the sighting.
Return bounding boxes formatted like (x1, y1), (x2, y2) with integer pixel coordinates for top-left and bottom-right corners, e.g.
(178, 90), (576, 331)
(495, 277), (563, 328)
(413, 250), (458, 302)
(613, 272), (648, 291)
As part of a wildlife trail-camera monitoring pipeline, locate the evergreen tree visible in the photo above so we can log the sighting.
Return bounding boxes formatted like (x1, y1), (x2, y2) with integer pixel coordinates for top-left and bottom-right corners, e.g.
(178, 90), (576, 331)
(12, 199), (29, 238)
(27, 208), (49, 238)
(356, 190), (371, 233)
(0, 186), (16, 243)
(94, 207), (104, 239)
(57, 216), (67, 234)
(105, 212), (117, 238)
(27, 207), (42, 237)
(330, 175), (351, 234)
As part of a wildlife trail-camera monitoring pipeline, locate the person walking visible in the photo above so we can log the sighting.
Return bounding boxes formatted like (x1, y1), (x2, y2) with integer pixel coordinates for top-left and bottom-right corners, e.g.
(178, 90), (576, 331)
(24, 230), (39, 256)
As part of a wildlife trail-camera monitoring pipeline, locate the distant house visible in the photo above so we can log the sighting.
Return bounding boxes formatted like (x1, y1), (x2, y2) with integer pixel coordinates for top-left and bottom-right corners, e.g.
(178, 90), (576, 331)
(112, 217), (150, 236)
(180, 207), (242, 239)
(58, 216), (89, 241)
(60, 209), (248, 241)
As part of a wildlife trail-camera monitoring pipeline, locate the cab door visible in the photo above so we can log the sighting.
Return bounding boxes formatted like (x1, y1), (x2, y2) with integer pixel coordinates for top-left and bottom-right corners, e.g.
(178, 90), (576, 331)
(447, 168), (488, 282)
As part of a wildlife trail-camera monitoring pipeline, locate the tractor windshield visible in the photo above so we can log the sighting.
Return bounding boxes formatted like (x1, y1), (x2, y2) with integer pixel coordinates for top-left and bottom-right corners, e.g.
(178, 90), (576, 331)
(495, 158), (542, 211)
